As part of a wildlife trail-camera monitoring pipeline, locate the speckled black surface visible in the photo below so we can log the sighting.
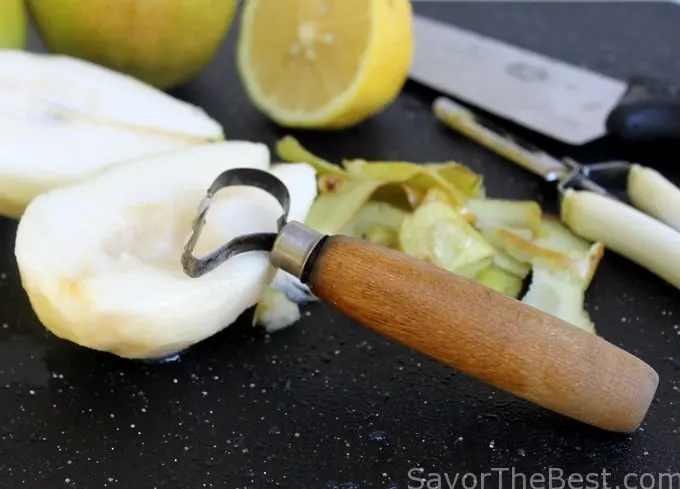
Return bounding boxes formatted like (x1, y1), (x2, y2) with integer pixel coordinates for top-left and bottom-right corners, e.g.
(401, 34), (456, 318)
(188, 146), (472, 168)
(3, 3), (680, 488)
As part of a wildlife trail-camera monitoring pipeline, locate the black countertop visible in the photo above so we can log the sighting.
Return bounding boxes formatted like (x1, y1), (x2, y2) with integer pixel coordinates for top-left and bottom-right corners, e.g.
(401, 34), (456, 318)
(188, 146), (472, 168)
(2, 2), (680, 488)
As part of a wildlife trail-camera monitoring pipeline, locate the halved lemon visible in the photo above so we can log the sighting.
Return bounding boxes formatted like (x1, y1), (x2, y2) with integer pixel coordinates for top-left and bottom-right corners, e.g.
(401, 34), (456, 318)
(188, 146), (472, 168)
(236, 0), (414, 129)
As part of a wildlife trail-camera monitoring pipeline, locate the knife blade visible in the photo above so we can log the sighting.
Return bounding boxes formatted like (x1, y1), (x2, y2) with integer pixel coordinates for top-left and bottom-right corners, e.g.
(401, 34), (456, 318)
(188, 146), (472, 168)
(410, 15), (680, 147)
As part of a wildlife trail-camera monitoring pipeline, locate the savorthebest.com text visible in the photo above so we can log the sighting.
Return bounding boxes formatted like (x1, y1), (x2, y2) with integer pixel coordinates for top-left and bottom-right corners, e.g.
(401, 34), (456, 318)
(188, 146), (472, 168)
(407, 467), (680, 489)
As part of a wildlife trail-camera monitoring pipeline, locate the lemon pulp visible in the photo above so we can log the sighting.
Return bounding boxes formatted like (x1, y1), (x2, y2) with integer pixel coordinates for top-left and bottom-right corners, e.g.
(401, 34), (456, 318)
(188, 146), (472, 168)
(237, 0), (414, 128)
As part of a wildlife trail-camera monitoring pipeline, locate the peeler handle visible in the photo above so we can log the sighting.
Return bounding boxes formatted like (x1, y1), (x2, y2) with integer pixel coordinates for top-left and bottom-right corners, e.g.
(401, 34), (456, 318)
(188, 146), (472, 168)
(297, 233), (658, 433)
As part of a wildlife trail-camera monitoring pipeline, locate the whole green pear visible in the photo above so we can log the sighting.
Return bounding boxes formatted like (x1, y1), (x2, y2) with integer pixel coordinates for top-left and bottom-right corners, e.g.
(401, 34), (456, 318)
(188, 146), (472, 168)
(0, 0), (28, 49)
(27, 0), (239, 89)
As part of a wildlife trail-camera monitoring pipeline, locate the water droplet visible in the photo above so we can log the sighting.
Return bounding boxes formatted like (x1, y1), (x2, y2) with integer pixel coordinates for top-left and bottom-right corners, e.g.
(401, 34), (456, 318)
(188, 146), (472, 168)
(140, 352), (182, 365)
(368, 430), (388, 442)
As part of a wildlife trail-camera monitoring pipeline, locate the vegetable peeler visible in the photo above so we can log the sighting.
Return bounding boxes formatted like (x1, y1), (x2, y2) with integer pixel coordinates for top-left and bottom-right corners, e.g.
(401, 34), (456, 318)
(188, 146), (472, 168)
(181, 167), (658, 434)
(433, 96), (680, 292)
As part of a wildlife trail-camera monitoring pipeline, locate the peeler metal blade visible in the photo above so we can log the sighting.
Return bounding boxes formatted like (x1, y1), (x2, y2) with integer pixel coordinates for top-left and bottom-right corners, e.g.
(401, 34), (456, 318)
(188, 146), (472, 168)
(181, 168), (291, 278)
(432, 96), (624, 202)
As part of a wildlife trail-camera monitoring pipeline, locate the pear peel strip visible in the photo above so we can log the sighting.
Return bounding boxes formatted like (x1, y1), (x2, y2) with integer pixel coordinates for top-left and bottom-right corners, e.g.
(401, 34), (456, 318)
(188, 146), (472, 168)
(627, 163), (680, 233)
(561, 189), (680, 290)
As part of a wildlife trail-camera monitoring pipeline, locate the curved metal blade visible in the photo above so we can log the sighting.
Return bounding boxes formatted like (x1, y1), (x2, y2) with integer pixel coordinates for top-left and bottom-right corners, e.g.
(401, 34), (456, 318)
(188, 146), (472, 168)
(181, 168), (291, 278)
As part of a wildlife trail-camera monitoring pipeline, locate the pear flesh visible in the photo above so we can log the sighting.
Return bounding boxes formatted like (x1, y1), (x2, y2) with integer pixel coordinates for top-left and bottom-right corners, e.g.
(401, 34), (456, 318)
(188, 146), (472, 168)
(0, 50), (224, 218)
(14, 141), (318, 360)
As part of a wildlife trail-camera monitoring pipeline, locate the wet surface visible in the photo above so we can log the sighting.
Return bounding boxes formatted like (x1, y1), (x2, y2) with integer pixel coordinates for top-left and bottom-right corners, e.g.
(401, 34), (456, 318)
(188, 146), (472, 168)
(3, 2), (680, 487)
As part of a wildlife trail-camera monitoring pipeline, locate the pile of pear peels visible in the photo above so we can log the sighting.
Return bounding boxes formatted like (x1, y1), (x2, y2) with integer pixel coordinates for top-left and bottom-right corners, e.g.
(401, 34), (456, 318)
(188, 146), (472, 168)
(256, 136), (605, 335)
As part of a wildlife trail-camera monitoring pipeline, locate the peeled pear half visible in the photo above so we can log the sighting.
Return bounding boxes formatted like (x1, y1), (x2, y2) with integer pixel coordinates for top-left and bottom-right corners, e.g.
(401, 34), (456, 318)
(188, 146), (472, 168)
(0, 50), (224, 218)
(15, 141), (318, 360)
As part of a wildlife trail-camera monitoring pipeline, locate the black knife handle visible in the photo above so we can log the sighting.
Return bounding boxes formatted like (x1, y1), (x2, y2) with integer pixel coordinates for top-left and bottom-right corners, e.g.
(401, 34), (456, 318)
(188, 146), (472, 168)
(606, 76), (680, 146)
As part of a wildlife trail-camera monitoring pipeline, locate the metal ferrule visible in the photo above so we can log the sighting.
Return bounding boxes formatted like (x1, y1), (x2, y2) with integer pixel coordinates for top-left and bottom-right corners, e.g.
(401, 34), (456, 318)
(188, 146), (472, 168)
(270, 221), (326, 280)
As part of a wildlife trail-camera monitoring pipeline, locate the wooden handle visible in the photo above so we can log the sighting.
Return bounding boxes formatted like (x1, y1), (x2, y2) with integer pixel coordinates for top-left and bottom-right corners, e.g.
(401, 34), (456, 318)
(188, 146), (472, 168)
(306, 235), (659, 433)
